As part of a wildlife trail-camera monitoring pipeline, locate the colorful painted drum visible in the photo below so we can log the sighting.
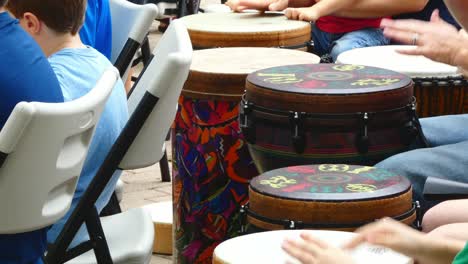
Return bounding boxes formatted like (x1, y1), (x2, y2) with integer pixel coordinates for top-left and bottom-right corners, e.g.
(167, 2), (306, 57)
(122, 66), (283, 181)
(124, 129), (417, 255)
(241, 63), (425, 173)
(172, 48), (320, 264)
(179, 12), (311, 49)
(243, 164), (417, 232)
(336, 45), (468, 117)
(213, 230), (414, 264)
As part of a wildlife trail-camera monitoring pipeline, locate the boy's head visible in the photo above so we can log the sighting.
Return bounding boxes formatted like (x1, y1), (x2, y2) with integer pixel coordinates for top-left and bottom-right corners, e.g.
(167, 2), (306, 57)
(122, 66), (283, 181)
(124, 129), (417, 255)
(7, 0), (86, 35)
(0, 0), (8, 8)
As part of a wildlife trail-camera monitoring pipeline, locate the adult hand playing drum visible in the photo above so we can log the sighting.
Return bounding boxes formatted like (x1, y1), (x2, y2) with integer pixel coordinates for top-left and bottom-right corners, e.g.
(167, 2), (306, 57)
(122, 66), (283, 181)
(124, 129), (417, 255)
(172, 47), (319, 264)
(212, 230), (414, 264)
(179, 12), (311, 49)
(336, 45), (468, 117)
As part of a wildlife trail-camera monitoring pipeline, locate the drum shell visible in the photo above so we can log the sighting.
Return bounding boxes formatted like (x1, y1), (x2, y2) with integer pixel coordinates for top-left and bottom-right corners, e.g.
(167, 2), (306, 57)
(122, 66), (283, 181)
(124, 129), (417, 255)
(245, 165), (417, 232)
(180, 12), (311, 49)
(247, 186), (415, 231)
(414, 79), (468, 117)
(173, 48), (320, 264)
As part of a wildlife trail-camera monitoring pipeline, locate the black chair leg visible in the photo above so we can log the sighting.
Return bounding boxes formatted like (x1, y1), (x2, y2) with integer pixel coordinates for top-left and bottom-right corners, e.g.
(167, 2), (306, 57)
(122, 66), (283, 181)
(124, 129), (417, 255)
(99, 192), (122, 217)
(160, 151), (171, 182)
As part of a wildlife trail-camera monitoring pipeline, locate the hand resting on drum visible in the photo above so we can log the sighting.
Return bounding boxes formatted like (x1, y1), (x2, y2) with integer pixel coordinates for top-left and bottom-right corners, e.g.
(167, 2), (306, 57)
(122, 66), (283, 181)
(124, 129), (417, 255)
(381, 10), (468, 76)
(282, 218), (465, 264)
(225, 0), (360, 22)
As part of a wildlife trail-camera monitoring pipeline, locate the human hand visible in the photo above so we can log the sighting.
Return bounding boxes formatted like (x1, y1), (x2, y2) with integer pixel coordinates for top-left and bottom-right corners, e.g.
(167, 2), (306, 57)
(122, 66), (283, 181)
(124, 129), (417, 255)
(285, 6), (320, 22)
(380, 10), (466, 66)
(225, 0), (289, 12)
(282, 232), (355, 264)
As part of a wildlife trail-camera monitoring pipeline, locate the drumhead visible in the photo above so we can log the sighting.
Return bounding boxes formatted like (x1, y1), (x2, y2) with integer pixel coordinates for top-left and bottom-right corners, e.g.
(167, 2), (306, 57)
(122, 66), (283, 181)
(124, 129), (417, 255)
(213, 230), (413, 264)
(179, 12), (311, 48)
(245, 63), (413, 113)
(336, 45), (460, 78)
(183, 48), (320, 99)
(250, 164), (411, 202)
(181, 12), (308, 33)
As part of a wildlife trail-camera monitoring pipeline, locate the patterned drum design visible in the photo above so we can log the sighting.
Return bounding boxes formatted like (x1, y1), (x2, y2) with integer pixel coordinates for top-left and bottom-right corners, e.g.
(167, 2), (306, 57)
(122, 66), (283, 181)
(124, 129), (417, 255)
(179, 12), (311, 49)
(336, 45), (468, 117)
(245, 164), (416, 231)
(172, 48), (320, 264)
(242, 63), (420, 173)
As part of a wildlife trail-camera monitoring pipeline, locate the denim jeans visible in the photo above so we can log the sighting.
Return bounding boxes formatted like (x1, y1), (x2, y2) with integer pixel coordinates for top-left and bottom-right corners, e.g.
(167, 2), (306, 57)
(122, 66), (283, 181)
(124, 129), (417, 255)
(376, 114), (468, 212)
(312, 24), (390, 62)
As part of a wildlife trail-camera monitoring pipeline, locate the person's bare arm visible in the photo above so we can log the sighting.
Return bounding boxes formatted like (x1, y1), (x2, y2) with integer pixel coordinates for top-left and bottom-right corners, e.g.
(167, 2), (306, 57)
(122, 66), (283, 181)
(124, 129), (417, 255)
(444, 0), (468, 29)
(286, 0), (359, 22)
(333, 0), (428, 18)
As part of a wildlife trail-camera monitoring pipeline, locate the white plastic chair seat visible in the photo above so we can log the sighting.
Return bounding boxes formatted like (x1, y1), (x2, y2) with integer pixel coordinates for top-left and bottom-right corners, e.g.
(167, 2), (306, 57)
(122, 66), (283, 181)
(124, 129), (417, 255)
(66, 208), (154, 264)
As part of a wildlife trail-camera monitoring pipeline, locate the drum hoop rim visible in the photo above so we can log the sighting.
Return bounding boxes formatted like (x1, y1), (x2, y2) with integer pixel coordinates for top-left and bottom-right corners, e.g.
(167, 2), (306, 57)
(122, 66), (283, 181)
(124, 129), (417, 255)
(241, 95), (417, 119)
(242, 201), (417, 229)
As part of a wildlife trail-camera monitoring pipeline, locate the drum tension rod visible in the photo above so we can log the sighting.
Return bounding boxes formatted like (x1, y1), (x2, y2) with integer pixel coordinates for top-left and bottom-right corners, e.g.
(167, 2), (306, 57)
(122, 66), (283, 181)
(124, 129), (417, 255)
(240, 100), (256, 144)
(356, 112), (369, 154)
(289, 111), (306, 154)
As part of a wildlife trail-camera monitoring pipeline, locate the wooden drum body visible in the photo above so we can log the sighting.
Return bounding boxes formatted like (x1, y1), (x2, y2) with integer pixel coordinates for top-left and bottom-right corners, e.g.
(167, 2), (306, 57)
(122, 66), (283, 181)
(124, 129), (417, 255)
(241, 64), (424, 173)
(337, 45), (468, 117)
(179, 12), (311, 49)
(243, 164), (417, 232)
(172, 48), (319, 263)
(213, 230), (414, 264)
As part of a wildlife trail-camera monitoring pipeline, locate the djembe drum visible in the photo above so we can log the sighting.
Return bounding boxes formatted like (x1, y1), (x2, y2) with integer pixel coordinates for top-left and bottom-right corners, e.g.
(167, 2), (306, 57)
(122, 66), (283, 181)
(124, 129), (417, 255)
(179, 12), (311, 49)
(172, 48), (320, 264)
(336, 45), (468, 117)
(241, 63), (425, 173)
(242, 164), (417, 233)
(213, 230), (414, 264)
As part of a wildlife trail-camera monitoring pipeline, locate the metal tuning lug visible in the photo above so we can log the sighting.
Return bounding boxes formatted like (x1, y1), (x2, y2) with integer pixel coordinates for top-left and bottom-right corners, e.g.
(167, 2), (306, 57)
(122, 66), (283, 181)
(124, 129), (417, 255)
(290, 111), (306, 154)
(356, 112), (369, 154)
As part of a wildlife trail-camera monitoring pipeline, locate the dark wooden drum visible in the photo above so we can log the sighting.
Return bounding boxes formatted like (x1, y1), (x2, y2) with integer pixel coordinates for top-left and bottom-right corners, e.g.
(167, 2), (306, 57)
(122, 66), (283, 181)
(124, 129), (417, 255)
(179, 12), (311, 49)
(242, 164), (418, 232)
(241, 64), (425, 173)
(337, 45), (468, 117)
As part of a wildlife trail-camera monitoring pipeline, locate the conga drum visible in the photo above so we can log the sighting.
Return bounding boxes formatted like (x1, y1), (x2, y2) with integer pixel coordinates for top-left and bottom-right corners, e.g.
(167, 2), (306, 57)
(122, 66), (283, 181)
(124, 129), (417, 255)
(179, 12), (311, 49)
(243, 164), (417, 232)
(213, 230), (414, 264)
(172, 48), (320, 264)
(241, 63), (424, 173)
(336, 45), (468, 117)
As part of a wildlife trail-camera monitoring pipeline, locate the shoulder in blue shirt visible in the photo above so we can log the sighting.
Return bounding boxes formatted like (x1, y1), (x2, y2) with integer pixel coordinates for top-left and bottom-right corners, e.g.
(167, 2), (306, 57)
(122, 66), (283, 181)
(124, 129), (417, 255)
(0, 11), (63, 264)
(79, 0), (112, 59)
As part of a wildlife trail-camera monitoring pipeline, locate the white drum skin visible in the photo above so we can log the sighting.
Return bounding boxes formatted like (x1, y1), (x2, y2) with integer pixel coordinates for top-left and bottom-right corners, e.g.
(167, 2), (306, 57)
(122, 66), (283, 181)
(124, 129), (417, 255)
(213, 230), (413, 264)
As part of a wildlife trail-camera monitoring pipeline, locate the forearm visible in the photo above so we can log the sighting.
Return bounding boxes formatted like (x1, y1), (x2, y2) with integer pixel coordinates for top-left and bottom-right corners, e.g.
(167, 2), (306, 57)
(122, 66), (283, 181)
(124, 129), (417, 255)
(312, 0), (359, 18)
(417, 238), (465, 264)
(444, 0), (468, 30)
(333, 0), (427, 18)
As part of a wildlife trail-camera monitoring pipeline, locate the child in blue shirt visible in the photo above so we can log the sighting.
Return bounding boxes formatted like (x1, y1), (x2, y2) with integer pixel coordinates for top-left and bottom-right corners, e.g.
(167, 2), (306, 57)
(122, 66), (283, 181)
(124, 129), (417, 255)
(0, 2), (64, 263)
(7, 0), (128, 248)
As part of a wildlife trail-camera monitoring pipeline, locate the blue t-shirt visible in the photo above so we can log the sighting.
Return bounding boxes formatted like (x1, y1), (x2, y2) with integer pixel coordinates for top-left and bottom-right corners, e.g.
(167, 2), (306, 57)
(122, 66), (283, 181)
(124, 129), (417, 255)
(79, 0), (112, 59)
(0, 11), (63, 264)
(46, 47), (128, 246)
(395, 0), (460, 28)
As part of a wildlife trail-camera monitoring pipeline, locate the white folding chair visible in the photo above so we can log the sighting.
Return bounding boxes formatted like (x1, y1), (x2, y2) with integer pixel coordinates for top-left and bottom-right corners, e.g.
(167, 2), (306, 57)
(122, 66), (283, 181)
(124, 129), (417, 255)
(46, 19), (192, 264)
(0, 69), (119, 234)
(110, 0), (158, 78)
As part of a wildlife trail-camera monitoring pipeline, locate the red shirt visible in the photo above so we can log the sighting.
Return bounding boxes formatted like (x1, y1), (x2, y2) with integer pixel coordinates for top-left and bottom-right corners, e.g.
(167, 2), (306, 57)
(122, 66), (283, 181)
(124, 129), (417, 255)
(316, 16), (383, 33)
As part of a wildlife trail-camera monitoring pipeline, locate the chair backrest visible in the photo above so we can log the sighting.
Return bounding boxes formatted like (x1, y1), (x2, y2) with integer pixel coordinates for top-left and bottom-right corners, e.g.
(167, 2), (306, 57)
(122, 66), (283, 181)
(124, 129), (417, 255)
(110, 0), (158, 76)
(0, 69), (119, 234)
(121, 19), (192, 169)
